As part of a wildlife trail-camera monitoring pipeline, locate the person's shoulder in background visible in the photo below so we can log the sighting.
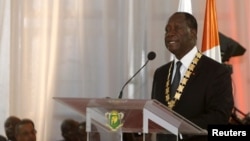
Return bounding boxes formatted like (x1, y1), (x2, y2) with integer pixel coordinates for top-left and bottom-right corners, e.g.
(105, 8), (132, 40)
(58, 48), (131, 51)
(0, 135), (7, 141)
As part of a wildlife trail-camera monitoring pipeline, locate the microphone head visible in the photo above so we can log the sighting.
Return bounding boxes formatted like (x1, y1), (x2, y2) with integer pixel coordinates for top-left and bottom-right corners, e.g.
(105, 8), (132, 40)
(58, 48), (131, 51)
(147, 51), (156, 60)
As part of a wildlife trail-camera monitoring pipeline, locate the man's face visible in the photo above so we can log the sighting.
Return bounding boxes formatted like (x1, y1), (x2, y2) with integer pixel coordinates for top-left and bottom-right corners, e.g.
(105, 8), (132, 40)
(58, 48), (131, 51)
(165, 13), (196, 59)
(15, 123), (36, 141)
(63, 129), (80, 141)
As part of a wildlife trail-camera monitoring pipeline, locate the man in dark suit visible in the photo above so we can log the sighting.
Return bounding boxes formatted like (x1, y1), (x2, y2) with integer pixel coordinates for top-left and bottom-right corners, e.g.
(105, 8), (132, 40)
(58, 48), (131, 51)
(151, 12), (234, 141)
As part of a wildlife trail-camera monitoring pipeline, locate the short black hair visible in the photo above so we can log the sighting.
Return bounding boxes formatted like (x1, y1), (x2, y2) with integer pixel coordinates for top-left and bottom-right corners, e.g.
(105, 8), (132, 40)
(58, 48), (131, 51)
(175, 12), (198, 31)
(61, 119), (79, 133)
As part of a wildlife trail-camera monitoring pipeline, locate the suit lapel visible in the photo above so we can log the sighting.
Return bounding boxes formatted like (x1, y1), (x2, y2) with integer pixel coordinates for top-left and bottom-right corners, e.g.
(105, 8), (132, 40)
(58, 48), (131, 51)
(181, 55), (204, 93)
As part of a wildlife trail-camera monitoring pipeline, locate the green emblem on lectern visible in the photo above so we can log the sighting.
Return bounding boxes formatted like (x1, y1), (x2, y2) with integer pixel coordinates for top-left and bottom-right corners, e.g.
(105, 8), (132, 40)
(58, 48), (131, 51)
(105, 110), (124, 131)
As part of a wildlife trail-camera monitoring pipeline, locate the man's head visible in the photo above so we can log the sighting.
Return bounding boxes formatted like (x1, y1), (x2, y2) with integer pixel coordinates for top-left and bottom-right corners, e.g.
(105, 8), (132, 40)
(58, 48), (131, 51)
(15, 119), (36, 141)
(61, 119), (80, 141)
(78, 122), (100, 141)
(165, 12), (198, 60)
(4, 116), (21, 141)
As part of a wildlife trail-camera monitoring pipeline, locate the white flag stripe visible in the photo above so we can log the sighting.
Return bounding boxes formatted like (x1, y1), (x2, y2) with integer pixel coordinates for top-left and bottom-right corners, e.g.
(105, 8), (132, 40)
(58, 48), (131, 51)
(178, 0), (192, 14)
(202, 45), (221, 62)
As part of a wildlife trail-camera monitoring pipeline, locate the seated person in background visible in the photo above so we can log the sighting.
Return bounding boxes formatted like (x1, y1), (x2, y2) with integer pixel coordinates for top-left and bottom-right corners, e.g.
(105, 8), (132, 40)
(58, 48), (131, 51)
(78, 121), (100, 141)
(0, 135), (7, 141)
(15, 118), (36, 141)
(60, 119), (80, 141)
(4, 116), (21, 141)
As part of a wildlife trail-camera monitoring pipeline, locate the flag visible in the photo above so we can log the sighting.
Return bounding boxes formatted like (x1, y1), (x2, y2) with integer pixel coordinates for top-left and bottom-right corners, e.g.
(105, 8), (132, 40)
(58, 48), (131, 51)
(170, 0), (193, 60)
(201, 0), (222, 63)
(178, 0), (192, 14)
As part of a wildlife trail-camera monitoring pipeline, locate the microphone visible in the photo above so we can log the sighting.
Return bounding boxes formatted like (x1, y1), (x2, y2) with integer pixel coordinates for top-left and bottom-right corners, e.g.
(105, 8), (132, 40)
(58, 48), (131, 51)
(118, 51), (156, 99)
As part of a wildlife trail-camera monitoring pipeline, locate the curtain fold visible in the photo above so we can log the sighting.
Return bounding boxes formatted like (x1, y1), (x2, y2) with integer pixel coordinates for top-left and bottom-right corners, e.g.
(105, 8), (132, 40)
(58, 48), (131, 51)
(0, 0), (10, 134)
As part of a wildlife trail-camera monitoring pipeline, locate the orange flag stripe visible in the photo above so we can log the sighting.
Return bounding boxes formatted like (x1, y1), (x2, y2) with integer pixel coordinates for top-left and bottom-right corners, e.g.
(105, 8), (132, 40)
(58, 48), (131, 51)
(201, 0), (220, 51)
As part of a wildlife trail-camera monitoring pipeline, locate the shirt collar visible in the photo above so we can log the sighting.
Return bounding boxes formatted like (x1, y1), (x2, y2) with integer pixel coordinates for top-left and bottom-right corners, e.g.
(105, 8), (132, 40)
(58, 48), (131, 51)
(173, 46), (198, 70)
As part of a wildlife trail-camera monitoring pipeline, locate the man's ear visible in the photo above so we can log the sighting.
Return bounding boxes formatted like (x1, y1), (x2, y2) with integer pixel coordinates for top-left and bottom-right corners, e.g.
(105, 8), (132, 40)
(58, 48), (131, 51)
(191, 28), (197, 36)
(190, 28), (197, 41)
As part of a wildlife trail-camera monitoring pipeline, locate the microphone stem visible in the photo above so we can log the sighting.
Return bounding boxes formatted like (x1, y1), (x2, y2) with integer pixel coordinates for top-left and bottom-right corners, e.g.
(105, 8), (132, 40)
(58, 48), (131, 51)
(118, 60), (149, 99)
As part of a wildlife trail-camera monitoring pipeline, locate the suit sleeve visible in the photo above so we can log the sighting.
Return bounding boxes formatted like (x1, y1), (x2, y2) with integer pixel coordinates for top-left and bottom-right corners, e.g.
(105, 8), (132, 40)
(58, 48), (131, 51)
(190, 65), (234, 128)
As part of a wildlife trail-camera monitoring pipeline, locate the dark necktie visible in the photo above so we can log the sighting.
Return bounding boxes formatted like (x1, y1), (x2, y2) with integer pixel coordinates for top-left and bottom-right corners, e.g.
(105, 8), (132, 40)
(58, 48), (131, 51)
(170, 61), (182, 99)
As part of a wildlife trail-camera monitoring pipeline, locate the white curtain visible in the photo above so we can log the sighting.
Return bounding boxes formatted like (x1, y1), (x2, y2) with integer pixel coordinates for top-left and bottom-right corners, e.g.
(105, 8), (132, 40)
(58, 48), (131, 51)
(0, 0), (249, 141)
(0, 0), (10, 135)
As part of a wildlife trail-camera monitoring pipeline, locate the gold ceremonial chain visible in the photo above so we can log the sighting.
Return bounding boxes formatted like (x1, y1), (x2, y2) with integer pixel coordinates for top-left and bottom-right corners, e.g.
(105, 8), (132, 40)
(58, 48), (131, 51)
(165, 52), (202, 109)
